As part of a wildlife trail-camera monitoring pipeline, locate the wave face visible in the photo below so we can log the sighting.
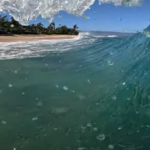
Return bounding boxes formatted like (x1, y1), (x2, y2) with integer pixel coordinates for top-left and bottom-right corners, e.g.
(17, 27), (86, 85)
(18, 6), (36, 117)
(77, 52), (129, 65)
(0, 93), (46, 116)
(0, 0), (142, 25)
(0, 31), (148, 60)
(0, 31), (133, 59)
(1, 27), (150, 150)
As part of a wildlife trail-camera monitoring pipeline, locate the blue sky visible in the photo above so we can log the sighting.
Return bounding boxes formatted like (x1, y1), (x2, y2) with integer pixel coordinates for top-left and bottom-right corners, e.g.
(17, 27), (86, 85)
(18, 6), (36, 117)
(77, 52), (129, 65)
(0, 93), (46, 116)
(1, 0), (150, 32)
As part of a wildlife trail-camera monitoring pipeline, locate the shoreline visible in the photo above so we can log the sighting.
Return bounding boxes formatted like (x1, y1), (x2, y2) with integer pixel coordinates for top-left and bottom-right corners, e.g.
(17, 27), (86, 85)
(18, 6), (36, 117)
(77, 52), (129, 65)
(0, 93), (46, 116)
(0, 34), (78, 43)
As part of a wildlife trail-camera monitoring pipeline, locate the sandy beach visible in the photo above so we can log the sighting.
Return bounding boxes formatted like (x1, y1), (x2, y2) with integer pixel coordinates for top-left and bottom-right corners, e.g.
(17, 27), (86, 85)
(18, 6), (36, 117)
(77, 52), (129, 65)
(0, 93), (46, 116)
(0, 34), (78, 42)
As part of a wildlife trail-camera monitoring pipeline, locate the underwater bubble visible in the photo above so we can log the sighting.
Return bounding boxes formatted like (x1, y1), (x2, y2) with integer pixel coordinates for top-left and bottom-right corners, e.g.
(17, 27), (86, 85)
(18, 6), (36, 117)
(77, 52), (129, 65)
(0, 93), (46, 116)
(108, 60), (114, 66)
(122, 82), (126, 85)
(93, 127), (98, 131)
(36, 100), (43, 107)
(78, 94), (86, 100)
(112, 95), (117, 100)
(96, 133), (105, 141)
(55, 84), (59, 88)
(86, 123), (92, 127)
(52, 107), (68, 114)
(2, 120), (6, 124)
(87, 79), (91, 84)
(126, 97), (131, 100)
(63, 86), (69, 91)
(8, 84), (13, 88)
(81, 126), (86, 133)
(109, 52), (114, 55)
(108, 145), (114, 149)
(32, 117), (38, 121)
(53, 128), (57, 131)
(146, 125), (150, 128)
(118, 126), (122, 130)
(118, 144), (125, 148)
(14, 70), (18, 74)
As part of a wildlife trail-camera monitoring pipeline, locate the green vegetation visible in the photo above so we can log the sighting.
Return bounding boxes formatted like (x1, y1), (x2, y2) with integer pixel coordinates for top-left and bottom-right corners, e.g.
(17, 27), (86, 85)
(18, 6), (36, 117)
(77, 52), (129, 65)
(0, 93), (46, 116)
(0, 15), (79, 35)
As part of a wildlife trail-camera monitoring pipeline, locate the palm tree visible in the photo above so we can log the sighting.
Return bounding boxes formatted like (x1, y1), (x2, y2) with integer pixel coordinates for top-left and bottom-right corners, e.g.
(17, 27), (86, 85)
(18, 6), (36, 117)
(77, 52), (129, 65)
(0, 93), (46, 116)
(73, 24), (78, 31)
(60, 25), (68, 34)
(47, 22), (55, 34)
(0, 16), (8, 24)
(36, 23), (43, 33)
(73, 24), (79, 35)
(0, 15), (10, 31)
(29, 24), (38, 34)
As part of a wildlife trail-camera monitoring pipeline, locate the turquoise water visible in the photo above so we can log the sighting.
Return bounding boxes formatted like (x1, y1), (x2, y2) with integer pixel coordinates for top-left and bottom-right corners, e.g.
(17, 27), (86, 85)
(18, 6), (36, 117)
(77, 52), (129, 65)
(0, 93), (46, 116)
(0, 33), (150, 150)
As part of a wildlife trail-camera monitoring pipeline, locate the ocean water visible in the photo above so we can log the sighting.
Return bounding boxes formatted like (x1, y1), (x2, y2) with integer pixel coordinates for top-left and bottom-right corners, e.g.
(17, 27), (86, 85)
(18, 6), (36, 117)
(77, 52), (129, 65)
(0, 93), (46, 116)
(0, 32), (150, 150)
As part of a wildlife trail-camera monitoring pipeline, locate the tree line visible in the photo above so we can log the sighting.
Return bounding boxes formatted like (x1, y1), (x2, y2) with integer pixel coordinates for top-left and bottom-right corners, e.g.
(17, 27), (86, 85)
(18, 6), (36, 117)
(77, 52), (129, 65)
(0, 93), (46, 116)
(0, 15), (79, 35)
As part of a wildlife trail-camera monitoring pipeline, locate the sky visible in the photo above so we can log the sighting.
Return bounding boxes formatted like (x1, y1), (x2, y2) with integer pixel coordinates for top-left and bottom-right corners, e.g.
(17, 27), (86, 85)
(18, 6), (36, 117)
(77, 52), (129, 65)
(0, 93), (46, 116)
(1, 0), (150, 32)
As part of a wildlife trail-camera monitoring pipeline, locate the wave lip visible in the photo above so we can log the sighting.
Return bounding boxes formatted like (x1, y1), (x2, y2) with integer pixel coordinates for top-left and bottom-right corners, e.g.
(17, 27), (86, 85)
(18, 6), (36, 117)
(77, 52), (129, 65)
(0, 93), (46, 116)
(99, 0), (142, 6)
(0, 0), (142, 25)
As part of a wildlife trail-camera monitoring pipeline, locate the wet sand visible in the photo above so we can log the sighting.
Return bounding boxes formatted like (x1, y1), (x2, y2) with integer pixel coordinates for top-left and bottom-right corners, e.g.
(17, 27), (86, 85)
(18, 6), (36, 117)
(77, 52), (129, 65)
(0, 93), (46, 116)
(0, 35), (78, 42)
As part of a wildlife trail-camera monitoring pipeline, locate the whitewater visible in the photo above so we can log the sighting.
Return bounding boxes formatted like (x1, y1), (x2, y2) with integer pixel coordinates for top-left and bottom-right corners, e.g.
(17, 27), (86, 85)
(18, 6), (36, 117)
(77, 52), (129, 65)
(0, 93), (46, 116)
(1, 0), (150, 150)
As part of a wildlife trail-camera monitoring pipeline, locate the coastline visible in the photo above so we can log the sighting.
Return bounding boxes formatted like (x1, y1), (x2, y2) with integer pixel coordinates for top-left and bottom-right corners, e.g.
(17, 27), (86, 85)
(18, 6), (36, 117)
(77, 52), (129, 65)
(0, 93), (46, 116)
(0, 34), (78, 42)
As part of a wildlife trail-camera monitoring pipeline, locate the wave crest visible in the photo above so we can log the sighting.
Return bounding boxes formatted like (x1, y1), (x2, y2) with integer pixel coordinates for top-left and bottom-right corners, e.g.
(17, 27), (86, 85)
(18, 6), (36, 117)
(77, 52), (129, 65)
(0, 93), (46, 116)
(99, 0), (142, 6)
(0, 0), (142, 25)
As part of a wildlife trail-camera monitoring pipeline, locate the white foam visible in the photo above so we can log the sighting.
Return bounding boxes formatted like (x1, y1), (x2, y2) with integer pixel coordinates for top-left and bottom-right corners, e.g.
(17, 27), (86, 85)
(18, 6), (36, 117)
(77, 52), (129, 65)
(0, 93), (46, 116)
(97, 35), (105, 37)
(0, 0), (142, 25)
(99, 0), (141, 6)
(90, 35), (118, 38)
(0, 33), (95, 60)
(107, 35), (118, 37)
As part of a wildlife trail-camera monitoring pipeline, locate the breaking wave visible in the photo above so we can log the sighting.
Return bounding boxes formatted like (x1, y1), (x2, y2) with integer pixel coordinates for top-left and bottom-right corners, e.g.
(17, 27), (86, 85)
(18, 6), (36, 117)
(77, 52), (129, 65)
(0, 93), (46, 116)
(0, 28), (149, 60)
(0, 0), (142, 25)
